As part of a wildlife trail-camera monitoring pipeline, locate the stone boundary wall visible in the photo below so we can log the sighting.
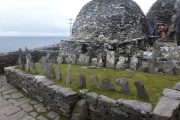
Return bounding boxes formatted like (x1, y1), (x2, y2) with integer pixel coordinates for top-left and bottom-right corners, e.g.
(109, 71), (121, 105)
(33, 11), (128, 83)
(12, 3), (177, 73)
(4, 67), (180, 120)
(0, 44), (60, 74)
(5, 66), (79, 117)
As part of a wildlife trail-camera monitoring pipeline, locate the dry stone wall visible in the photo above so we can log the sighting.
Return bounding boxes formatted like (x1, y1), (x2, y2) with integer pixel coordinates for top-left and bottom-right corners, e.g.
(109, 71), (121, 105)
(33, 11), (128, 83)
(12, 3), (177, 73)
(4, 66), (180, 120)
(5, 66), (79, 117)
(72, 0), (148, 43)
(146, 0), (176, 24)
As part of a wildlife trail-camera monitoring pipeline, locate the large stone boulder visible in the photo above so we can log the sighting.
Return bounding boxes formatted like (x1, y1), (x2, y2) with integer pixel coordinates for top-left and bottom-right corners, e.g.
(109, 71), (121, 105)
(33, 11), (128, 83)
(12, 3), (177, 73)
(146, 0), (176, 24)
(72, 0), (148, 43)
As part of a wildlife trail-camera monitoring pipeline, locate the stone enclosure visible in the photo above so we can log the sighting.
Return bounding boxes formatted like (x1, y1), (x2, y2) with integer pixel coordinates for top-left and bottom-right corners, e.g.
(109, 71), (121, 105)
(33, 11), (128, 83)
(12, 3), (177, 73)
(4, 66), (180, 120)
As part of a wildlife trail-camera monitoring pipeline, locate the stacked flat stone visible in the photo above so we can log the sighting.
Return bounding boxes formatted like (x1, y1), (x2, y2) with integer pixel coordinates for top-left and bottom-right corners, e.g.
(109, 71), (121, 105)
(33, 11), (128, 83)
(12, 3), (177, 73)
(5, 67), (79, 117)
(82, 92), (152, 120)
(72, 0), (148, 43)
(146, 0), (176, 24)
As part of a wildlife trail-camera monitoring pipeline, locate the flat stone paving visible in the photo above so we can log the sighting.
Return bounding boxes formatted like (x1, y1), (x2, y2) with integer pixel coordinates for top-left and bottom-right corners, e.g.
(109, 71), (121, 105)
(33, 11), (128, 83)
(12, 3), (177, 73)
(0, 75), (61, 120)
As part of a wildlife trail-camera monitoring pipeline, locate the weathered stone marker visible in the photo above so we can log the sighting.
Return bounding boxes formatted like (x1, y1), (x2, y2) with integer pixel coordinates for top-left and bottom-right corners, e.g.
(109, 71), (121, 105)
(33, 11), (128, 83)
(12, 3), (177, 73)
(78, 73), (86, 89)
(71, 99), (88, 120)
(56, 64), (62, 81)
(116, 78), (131, 96)
(135, 81), (149, 99)
(46, 63), (55, 79)
(91, 75), (101, 89)
(102, 78), (115, 91)
(18, 48), (25, 70)
(25, 50), (36, 75)
(66, 64), (72, 85)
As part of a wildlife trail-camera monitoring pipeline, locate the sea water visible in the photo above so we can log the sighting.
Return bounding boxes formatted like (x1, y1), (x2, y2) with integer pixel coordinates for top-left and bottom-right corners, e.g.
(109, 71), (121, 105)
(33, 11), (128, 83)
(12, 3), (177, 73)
(0, 36), (67, 53)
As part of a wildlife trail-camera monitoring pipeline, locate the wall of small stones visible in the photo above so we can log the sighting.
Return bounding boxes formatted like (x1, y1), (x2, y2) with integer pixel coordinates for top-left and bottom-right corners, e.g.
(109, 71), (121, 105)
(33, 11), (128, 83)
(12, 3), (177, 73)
(5, 66), (180, 120)
(0, 44), (60, 74)
(5, 66), (79, 117)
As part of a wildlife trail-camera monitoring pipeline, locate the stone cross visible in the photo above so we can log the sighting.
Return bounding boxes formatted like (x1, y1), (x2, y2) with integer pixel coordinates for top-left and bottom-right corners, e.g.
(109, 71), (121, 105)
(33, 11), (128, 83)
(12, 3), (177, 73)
(135, 81), (149, 99)
(66, 64), (72, 85)
(91, 75), (101, 89)
(116, 78), (131, 96)
(102, 78), (115, 91)
(56, 64), (62, 81)
(78, 73), (86, 89)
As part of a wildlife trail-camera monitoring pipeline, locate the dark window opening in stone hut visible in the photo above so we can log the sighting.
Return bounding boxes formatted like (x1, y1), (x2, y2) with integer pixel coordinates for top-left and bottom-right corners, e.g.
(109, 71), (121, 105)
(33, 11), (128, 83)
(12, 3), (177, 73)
(81, 44), (88, 54)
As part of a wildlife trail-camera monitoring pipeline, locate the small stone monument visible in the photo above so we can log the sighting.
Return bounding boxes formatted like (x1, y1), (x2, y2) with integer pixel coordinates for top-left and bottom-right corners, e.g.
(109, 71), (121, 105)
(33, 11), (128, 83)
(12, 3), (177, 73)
(78, 73), (86, 89)
(116, 78), (131, 96)
(66, 64), (72, 85)
(18, 48), (25, 70)
(102, 78), (115, 91)
(135, 81), (149, 99)
(46, 63), (55, 79)
(91, 75), (101, 89)
(25, 51), (36, 75)
(56, 64), (62, 81)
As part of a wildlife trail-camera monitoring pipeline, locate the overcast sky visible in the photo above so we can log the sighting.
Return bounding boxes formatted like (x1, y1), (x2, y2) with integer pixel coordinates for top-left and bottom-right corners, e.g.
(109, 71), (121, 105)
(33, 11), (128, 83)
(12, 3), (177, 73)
(0, 0), (157, 36)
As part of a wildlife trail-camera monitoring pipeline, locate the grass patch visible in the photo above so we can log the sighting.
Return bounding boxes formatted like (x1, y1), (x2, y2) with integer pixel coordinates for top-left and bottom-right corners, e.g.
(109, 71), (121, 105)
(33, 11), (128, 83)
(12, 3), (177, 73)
(35, 63), (180, 107)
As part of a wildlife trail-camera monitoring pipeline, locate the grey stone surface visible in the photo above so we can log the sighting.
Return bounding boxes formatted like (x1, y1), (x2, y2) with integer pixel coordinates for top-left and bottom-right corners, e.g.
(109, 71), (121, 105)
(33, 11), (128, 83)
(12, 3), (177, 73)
(78, 73), (86, 89)
(43, 63), (55, 79)
(153, 96), (180, 120)
(56, 64), (62, 81)
(72, 0), (148, 43)
(91, 75), (101, 89)
(26, 53), (36, 75)
(66, 64), (72, 85)
(71, 99), (88, 120)
(115, 78), (131, 95)
(102, 78), (115, 91)
(0, 75), (61, 120)
(117, 99), (152, 114)
(173, 82), (180, 91)
(147, 0), (176, 25)
(135, 81), (149, 99)
(163, 88), (180, 100)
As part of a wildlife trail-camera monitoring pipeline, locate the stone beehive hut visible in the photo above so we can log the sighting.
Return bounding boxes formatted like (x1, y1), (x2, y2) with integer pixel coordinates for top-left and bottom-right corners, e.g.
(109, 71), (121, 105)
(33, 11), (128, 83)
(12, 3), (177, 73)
(146, 0), (176, 25)
(72, 0), (148, 43)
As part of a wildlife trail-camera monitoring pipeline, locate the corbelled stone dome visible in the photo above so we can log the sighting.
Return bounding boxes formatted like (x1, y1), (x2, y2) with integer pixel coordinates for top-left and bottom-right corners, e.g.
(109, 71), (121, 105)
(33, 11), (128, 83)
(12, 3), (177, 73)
(146, 0), (176, 24)
(72, 0), (148, 43)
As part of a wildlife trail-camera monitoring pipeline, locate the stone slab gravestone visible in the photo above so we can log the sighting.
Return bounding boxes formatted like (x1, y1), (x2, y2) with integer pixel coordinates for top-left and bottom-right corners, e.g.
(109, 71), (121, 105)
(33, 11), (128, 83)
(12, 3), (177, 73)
(78, 73), (86, 89)
(135, 81), (149, 100)
(91, 75), (101, 89)
(116, 78), (131, 96)
(66, 64), (72, 85)
(56, 64), (62, 81)
(102, 78), (115, 91)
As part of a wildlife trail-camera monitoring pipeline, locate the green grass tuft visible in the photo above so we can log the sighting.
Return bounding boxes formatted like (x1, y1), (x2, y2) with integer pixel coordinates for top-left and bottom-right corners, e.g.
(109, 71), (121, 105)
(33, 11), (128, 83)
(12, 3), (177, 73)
(35, 63), (180, 107)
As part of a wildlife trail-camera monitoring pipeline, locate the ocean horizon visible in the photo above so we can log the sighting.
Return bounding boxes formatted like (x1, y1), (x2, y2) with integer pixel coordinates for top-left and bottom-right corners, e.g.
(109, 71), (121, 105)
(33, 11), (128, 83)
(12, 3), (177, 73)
(0, 36), (69, 53)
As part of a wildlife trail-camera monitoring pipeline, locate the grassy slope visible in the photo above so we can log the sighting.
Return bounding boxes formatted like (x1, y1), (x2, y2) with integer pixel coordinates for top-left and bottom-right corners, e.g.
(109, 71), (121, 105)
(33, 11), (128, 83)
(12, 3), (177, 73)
(35, 63), (180, 106)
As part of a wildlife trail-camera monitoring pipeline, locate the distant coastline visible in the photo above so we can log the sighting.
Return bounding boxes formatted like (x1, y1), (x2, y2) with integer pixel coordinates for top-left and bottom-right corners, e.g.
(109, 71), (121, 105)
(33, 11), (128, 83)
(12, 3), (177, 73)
(0, 36), (69, 53)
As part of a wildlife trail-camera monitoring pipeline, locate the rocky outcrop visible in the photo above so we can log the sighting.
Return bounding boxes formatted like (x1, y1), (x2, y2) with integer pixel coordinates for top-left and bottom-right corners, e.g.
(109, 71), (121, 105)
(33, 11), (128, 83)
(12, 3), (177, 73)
(72, 0), (148, 43)
(146, 0), (176, 24)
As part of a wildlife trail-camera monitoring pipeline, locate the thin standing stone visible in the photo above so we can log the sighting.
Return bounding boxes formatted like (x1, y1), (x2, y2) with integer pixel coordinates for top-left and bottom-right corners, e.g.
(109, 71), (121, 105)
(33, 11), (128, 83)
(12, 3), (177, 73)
(135, 81), (149, 99)
(66, 64), (72, 85)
